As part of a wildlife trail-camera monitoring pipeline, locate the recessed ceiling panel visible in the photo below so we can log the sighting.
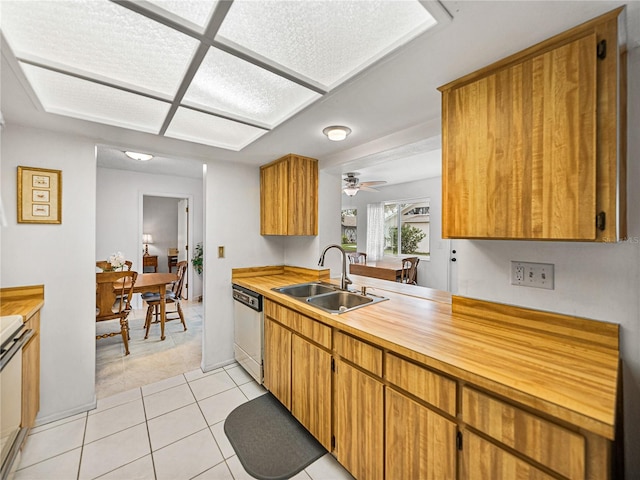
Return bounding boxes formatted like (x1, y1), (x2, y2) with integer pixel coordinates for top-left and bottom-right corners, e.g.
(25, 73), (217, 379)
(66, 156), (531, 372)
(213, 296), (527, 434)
(182, 48), (321, 128)
(146, 0), (218, 30)
(165, 107), (268, 150)
(216, 0), (437, 89)
(21, 64), (170, 133)
(1, 0), (198, 96)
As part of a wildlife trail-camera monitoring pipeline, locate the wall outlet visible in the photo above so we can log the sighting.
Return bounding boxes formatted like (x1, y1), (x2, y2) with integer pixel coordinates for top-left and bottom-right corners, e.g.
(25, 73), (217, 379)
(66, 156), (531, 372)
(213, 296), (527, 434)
(511, 261), (554, 290)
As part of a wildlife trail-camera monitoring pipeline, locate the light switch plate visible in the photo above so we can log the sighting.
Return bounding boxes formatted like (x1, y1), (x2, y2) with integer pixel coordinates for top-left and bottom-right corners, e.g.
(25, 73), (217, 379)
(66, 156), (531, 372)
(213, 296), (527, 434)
(218, 246), (224, 258)
(511, 261), (554, 289)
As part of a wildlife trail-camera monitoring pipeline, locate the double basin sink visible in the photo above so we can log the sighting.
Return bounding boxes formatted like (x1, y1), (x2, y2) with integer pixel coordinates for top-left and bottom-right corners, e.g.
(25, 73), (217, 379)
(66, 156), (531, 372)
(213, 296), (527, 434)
(273, 282), (387, 314)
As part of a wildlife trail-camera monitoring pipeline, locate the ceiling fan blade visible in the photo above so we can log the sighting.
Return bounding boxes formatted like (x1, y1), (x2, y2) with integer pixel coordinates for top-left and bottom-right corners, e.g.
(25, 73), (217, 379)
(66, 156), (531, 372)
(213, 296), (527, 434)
(360, 180), (387, 187)
(359, 185), (380, 192)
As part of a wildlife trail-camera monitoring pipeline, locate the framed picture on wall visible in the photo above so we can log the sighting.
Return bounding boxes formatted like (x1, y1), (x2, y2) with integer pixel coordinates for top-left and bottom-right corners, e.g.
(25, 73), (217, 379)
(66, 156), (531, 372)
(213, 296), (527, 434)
(17, 166), (62, 224)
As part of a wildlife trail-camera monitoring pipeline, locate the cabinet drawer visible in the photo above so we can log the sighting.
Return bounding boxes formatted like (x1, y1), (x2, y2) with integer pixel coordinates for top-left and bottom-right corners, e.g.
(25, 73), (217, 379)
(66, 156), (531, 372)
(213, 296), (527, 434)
(335, 332), (382, 377)
(385, 353), (456, 416)
(463, 430), (555, 480)
(265, 301), (331, 349)
(462, 387), (585, 479)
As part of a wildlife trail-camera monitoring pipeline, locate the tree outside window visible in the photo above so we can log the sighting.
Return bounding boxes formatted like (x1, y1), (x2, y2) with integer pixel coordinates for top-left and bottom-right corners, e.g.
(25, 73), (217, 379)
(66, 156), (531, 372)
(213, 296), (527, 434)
(383, 200), (429, 256)
(341, 208), (357, 251)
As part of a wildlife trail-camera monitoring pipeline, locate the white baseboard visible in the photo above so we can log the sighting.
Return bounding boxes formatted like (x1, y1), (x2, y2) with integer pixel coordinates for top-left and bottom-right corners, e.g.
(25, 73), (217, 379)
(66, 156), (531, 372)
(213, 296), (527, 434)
(34, 397), (97, 427)
(201, 357), (236, 373)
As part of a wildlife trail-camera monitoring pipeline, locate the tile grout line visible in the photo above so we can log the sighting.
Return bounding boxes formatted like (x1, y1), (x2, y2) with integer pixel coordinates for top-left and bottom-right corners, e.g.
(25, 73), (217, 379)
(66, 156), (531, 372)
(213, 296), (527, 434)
(140, 386), (158, 480)
(76, 411), (89, 480)
(184, 375), (231, 479)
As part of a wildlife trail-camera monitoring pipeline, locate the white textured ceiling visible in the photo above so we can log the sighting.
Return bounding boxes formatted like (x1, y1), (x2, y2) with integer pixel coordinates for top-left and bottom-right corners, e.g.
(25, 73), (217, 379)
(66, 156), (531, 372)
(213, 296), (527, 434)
(2, 1), (638, 184)
(0, 0), (444, 151)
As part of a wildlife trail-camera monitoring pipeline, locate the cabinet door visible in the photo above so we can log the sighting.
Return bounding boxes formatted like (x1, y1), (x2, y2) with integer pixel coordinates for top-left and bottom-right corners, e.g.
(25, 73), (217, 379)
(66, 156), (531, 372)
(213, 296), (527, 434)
(291, 335), (331, 449)
(462, 431), (555, 480)
(22, 311), (40, 427)
(335, 360), (384, 480)
(263, 317), (291, 409)
(260, 160), (288, 235)
(386, 388), (456, 480)
(287, 155), (318, 235)
(442, 34), (597, 240)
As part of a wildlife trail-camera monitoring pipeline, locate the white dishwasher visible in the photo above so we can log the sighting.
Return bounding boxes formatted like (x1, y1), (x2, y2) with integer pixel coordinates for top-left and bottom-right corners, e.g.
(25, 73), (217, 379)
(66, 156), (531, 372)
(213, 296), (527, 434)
(232, 284), (263, 384)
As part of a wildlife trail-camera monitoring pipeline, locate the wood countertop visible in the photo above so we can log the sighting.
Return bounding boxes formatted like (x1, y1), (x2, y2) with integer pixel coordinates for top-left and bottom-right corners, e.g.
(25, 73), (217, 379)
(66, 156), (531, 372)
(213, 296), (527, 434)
(232, 267), (619, 440)
(0, 284), (45, 321)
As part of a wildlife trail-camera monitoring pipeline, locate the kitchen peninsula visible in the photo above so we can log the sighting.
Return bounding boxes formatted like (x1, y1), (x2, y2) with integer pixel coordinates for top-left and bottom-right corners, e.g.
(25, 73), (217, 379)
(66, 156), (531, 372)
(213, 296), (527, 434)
(232, 266), (620, 480)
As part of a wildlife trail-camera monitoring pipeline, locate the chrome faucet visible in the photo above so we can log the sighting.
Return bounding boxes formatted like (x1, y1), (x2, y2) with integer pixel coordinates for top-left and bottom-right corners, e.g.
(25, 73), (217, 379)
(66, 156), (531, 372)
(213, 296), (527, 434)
(318, 244), (353, 290)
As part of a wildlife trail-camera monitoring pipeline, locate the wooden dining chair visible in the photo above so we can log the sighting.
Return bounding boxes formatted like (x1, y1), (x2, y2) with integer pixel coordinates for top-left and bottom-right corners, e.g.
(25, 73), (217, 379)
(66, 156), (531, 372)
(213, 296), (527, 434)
(400, 257), (419, 285)
(348, 252), (367, 264)
(96, 270), (138, 355)
(142, 261), (188, 338)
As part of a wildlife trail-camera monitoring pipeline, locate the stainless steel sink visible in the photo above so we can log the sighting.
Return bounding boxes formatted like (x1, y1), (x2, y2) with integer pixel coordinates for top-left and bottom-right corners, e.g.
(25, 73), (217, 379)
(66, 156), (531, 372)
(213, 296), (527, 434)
(306, 291), (376, 313)
(273, 282), (387, 314)
(274, 282), (338, 298)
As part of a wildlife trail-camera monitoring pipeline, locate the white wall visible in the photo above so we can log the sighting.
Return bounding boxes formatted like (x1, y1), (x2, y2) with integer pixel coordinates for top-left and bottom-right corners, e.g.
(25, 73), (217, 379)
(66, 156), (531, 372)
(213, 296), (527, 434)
(455, 46), (640, 476)
(342, 176), (448, 291)
(201, 165), (341, 372)
(202, 161), (284, 371)
(283, 171), (342, 275)
(143, 196), (179, 273)
(96, 167), (204, 299)
(0, 125), (97, 423)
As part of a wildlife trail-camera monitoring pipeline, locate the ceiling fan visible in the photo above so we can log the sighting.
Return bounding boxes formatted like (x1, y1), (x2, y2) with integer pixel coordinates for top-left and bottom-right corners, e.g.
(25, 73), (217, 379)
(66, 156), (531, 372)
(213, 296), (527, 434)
(343, 172), (387, 196)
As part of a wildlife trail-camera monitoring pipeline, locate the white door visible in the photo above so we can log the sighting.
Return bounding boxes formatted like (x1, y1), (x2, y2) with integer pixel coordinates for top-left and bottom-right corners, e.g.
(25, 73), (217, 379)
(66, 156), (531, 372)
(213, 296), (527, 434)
(177, 199), (189, 298)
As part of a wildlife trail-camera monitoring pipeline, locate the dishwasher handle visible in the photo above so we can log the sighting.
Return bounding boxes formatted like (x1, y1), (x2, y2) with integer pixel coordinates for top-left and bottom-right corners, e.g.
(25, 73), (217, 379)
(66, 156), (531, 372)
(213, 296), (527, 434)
(232, 285), (262, 312)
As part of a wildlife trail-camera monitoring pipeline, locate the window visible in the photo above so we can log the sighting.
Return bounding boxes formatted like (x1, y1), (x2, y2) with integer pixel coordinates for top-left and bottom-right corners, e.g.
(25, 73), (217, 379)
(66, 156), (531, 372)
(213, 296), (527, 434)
(383, 199), (429, 256)
(341, 208), (357, 251)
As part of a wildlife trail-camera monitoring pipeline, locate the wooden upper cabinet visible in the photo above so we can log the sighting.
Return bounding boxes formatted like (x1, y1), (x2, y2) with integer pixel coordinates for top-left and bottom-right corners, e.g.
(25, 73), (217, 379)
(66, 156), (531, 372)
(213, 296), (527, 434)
(439, 8), (626, 241)
(260, 153), (318, 236)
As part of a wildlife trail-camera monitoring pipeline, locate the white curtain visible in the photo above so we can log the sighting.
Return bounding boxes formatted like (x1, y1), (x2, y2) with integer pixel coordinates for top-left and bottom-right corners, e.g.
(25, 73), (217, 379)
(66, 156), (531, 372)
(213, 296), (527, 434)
(366, 202), (385, 261)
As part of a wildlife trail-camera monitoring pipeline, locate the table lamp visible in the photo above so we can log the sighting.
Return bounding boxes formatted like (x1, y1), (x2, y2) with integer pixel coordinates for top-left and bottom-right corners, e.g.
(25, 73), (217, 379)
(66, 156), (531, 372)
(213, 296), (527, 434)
(143, 233), (153, 256)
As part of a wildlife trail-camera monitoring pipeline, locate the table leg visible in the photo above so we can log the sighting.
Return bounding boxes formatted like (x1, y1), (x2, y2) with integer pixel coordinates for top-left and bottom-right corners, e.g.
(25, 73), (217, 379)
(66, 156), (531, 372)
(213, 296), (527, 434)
(159, 286), (166, 341)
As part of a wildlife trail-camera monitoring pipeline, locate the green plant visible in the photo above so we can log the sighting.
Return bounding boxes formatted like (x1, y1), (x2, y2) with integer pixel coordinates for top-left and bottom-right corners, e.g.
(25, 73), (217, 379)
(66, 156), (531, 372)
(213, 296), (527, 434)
(192, 242), (203, 275)
(388, 225), (426, 254)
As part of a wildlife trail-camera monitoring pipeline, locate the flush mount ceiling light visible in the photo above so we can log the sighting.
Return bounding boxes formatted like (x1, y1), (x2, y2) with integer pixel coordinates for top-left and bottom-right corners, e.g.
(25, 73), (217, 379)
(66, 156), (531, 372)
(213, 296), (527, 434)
(1, 1), (448, 151)
(125, 151), (154, 161)
(323, 126), (352, 141)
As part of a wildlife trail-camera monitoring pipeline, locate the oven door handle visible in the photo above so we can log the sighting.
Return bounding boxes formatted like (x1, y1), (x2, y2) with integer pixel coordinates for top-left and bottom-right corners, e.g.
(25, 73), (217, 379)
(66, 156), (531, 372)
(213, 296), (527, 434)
(0, 329), (33, 372)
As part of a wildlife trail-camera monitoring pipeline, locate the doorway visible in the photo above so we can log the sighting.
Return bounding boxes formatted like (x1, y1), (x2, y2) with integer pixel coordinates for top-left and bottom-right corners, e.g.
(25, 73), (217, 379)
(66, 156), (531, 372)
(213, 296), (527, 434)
(141, 194), (191, 299)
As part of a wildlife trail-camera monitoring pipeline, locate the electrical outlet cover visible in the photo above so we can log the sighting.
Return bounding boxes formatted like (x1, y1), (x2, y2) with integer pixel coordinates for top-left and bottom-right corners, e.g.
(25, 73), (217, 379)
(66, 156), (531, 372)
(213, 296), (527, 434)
(511, 261), (554, 290)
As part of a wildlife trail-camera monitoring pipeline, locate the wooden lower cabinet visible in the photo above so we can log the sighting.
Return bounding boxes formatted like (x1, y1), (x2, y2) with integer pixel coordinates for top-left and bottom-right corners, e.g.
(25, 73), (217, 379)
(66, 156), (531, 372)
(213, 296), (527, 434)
(462, 431), (554, 480)
(22, 309), (41, 427)
(263, 317), (291, 409)
(291, 334), (332, 449)
(335, 360), (384, 480)
(462, 386), (586, 479)
(262, 301), (612, 480)
(385, 387), (457, 480)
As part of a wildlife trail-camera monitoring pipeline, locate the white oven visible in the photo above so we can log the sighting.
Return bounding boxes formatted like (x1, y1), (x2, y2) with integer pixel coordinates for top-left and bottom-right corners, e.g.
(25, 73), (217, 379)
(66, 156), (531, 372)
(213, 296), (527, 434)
(1, 315), (33, 480)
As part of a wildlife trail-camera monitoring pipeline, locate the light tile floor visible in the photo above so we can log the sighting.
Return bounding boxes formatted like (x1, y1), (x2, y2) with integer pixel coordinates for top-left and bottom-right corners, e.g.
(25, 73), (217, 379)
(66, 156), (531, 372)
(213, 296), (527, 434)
(17, 301), (355, 479)
(16, 364), (355, 480)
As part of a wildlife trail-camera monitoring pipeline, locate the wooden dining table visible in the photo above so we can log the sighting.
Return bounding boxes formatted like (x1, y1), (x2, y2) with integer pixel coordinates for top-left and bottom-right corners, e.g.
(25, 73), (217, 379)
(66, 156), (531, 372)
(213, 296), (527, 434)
(348, 259), (412, 283)
(115, 272), (177, 341)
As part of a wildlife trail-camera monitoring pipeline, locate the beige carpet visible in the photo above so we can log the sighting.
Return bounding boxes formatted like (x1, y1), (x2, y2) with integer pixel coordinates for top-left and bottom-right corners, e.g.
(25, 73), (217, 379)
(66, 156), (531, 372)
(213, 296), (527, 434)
(95, 299), (203, 399)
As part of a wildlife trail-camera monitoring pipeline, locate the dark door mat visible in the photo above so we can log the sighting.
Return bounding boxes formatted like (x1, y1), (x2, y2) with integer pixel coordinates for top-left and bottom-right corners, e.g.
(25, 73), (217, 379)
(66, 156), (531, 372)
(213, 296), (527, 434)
(224, 392), (327, 480)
